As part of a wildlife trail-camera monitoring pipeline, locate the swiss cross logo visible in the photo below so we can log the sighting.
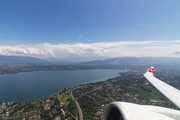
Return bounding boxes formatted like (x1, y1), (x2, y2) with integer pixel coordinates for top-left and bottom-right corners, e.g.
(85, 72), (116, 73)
(148, 68), (154, 73)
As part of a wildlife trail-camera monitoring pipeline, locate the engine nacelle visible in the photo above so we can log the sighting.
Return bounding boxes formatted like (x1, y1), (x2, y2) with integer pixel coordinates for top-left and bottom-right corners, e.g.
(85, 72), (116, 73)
(102, 102), (180, 120)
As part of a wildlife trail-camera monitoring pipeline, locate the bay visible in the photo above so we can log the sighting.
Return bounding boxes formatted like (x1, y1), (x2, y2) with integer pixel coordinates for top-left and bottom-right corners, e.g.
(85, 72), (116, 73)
(0, 69), (127, 103)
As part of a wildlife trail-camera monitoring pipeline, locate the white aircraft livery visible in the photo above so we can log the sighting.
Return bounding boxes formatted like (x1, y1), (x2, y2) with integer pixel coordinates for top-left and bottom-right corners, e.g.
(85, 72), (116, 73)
(102, 67), (180, 120)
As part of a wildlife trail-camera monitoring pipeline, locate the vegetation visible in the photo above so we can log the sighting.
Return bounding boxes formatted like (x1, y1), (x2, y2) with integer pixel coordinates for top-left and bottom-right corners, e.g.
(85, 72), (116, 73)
(78, 96), (97, 120)
(67, 101), (79, 119)
(59, 92), (71, 103)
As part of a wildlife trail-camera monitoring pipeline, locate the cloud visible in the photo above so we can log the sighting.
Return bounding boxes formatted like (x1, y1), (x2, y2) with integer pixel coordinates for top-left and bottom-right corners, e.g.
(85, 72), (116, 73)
(78, 34), (82, 39)
(0, 44), (55, 58)
(136, 24), (146, 27)
(0, 40), (180, 60)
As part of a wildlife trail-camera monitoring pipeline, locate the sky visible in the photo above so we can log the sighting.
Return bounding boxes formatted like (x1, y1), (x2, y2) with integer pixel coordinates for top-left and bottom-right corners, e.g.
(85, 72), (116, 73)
(0, 0), (180, 61)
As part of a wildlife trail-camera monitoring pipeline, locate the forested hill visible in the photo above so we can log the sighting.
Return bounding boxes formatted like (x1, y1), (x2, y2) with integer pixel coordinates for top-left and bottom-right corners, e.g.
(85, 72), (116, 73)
(0, 55), (48, 64)
(82, 57), (180, 66)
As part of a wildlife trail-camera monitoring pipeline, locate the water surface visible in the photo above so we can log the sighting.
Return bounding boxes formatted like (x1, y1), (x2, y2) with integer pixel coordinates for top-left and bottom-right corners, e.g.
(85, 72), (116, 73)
(0, 69), (127, 103)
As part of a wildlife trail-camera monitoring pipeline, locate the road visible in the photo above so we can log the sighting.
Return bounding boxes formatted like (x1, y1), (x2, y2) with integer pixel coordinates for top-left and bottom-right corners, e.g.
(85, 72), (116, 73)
(76, 86), (103, 99)
(69, 91), (83, 120)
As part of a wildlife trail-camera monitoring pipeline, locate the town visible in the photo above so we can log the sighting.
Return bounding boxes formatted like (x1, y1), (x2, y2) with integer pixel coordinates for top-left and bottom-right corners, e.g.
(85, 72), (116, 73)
(0, 65), (180, 120)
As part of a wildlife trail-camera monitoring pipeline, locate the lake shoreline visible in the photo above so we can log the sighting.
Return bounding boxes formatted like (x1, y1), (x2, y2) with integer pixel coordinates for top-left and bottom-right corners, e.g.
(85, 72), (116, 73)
(0, 69), (128, 103)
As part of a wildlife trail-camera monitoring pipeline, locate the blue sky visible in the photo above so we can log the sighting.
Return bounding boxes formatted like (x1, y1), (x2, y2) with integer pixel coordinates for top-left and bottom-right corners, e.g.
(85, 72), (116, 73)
(0, 0), (180, 61)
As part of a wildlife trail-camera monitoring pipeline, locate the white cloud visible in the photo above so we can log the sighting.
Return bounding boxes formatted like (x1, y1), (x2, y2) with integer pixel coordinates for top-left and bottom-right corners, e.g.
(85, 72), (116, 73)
(77, 34), (82, 39)
(136, 24), (146, 27)
(0, 40), (180, 59)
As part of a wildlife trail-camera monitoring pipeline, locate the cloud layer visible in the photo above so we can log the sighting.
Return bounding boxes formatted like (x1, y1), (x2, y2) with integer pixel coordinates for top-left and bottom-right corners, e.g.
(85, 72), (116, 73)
(1, 41), (180, 60)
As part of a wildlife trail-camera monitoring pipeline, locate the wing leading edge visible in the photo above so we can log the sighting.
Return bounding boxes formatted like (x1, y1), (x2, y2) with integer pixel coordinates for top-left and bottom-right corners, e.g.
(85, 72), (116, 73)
(144, 67), (180, 109)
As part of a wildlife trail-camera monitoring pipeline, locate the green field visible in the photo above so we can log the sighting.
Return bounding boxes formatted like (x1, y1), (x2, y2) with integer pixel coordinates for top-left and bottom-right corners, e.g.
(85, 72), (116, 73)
(130, 87), (171, 103)
(59, 92), (71, 103)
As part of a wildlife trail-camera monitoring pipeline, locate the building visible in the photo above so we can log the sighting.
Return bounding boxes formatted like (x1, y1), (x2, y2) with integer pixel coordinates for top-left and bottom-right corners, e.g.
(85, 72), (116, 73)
(44, 104), (50, 110)
(55, 116), (61, 120)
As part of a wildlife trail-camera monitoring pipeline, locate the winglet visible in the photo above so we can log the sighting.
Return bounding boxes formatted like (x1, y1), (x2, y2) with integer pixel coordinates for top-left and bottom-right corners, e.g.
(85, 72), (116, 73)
(145, 66), (154, 75)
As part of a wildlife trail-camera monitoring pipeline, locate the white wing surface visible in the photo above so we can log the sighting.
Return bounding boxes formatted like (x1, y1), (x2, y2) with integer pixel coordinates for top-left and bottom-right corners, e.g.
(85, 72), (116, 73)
(144, 67), (180, 109)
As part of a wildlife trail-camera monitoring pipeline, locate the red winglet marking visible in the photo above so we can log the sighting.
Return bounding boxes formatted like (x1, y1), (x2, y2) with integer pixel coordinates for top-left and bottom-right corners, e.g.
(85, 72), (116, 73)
(148, 68), (154, 73)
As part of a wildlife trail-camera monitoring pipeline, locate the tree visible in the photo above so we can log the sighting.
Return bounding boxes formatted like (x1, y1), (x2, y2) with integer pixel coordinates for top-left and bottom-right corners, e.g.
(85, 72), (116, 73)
(3, 109), (6, 114)
(54, 97), (60, 105)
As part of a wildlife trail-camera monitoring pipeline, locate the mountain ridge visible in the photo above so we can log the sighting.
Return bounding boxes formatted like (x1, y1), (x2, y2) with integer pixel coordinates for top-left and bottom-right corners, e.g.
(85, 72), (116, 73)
(0, 55), (48, 64)
(82, 57), (180, 66)
(1, 56), (180, 66)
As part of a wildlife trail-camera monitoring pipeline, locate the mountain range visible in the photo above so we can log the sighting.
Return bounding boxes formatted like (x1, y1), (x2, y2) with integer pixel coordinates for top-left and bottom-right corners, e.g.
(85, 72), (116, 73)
(0, 55), (47, 64)
(0, 55), (180, 66)
(82, 57), (180, 66)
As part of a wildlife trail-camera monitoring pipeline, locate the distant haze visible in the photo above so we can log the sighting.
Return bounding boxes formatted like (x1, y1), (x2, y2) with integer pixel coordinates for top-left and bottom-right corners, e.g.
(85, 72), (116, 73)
(0, 55), (47, 64)
(82, 57), (180, 66)
(1, 55), (180, 66)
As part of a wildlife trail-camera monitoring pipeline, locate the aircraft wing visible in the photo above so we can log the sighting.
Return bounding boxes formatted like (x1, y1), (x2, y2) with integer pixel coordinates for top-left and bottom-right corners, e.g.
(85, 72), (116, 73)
(102, 67), (180, 120)
(144, 67), (180, 109)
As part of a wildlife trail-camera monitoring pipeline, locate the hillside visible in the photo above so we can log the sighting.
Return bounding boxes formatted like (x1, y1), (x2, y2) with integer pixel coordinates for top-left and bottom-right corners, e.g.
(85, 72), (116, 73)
(82, 57), (180, 66)
(0, 55), (48, 64)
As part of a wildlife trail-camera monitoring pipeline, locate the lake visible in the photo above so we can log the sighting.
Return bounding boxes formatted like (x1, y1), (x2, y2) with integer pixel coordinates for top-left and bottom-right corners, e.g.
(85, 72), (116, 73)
(0, 69), (127, 103)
